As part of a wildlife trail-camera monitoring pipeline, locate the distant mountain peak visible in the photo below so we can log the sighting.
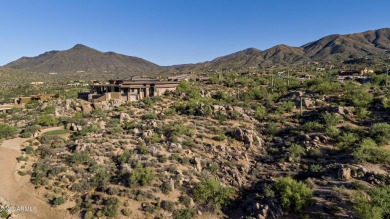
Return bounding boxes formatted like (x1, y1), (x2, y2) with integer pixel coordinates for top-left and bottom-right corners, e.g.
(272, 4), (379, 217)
(4, 44), (159, 73)
(242, 47), (261, 54)
(70, 44), (97, 52)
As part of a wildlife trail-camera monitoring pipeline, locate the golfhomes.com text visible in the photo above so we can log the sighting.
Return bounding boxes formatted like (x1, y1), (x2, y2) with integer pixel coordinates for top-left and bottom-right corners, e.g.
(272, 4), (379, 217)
(0, 205), (38, 213)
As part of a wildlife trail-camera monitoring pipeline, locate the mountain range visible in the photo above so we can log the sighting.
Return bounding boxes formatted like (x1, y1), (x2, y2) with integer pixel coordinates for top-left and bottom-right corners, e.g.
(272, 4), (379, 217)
(3, 28), (390, 74)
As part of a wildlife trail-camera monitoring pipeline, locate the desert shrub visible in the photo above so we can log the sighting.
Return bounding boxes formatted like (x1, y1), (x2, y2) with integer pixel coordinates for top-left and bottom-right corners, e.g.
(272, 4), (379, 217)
(309, 79), (339, 95)
(176, 80), (191, 93)
(193, 178), (234, 212)
(68, 152), (91, 165)
(51, 196), (65, 206)
(302, 121), (323, 132)
(115, 150), (134, 164)
(213, 91), (229, 101)
(353, 138), (390, 164)
(173, 208), (197, 219)
(31, 161), (50, 185)
(355, 107), (371, 119)
(160, 123), (193, 140)
(0, 123), (19, 139)
(121, 208), (132, 216)
(336, 132), (359, 150)
(102, 197), (119, 217)
(322, 112), (341, 127)
(160, 200), (175, 212)
(343, 82), (373, 107)
(163, 107), (177, 116)
(142, 112), (158, 120)
(277, 101), (295, 114)
(352, 186), (390, 219)
(179, 195), (193, 208)
(288, 144), (305, 162)
(160, 182), (172, 194)
(21, 124), (39, 138)
(369, 123), (390, 145)
(1, 210), (8, 218)
(213, 112), (228, 122)
(35, 114), (59, 126)
(265, 122), (279, 135)
(255, 105), (267, 120)
(325, 126), (340, 138)
(90, 167), (111, 188)
(273, 177), (314, 213)
(128, 163), (155, 187)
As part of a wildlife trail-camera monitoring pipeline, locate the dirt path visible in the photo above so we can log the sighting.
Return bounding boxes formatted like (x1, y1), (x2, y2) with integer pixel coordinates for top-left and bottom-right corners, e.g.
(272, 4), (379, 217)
(0, 127), (72, 219)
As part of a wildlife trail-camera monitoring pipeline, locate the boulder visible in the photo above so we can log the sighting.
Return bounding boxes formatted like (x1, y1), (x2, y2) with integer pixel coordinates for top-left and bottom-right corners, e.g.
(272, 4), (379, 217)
(81, 104), (93, 114)
(193, 157), (202, 172)
(119, 112), (131, 123)
(230, 128), (264, 148)
(303, 98), (313, 108)
(142, 130), (153, 138)
(40, 102), (48, 110)
(338, 166), (351, 180)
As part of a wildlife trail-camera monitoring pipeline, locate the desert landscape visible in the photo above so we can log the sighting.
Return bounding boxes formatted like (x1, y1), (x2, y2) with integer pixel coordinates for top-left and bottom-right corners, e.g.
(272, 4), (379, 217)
(0, 1), (389, 219)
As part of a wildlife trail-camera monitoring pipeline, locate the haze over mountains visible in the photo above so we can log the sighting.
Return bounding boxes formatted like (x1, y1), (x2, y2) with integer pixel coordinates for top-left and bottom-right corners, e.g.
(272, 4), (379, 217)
(4, 28), (390, 74)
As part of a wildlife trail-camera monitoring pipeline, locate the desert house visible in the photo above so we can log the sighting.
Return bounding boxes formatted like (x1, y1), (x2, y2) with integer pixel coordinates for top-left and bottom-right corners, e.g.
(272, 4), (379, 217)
(14, 94), (54, 105)
(81, 77), (180, 102)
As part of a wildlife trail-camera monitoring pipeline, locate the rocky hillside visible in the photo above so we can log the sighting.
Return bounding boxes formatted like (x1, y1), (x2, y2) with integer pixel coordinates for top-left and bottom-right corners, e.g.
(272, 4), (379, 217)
(1, 70), (389, 219)
(5, 44), (160, 74)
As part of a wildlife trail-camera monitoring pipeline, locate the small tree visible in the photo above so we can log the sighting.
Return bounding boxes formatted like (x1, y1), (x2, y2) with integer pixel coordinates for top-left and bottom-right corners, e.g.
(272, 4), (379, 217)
(193, 178), (234, 212)
(288, 144), (305, 162)
(370, 123), (390, 145)
(273, 177), (313, 213)
(128, 163), (155, 187)
(322, 112), (341, 127)
(0, 123), (19, 139)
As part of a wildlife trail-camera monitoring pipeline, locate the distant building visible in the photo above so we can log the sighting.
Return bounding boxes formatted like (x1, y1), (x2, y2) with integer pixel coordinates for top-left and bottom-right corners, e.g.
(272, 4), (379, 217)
(14, 94), (54, 105)
(30, 82), (44, 85)
(82, 77), (180, 102)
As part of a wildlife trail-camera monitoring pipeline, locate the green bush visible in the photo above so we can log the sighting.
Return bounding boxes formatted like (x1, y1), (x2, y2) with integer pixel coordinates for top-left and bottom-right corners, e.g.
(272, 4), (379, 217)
(102, 197), (119, 217)
(288, 144), (305, 162)
(273, 177), (313, 213)
(336, 132), (359, 150)
(173, 208), (197, 219)
(128, 163), (155, 187)
(0, 123), (19, 139)
(343, 82), (373, 108)
(193, 178), (234, 212)
(35, 114), (59, 126)
(1, 210), (8, 218)
(369, 123), (390, 146)
(142, 112), (158, 120)
(353, 186), (390, 219)
(322, 112), (341, 127)
(68, 152), (91, 165)
(302, 121), (323, 132)
(176, 80), (191, 93)
(51, 196), (65, 206)
(255, 105), (267, 120)
(353, 138), (390, 164)
(161, 200), (175, 212)
(326, 126), (340, 138)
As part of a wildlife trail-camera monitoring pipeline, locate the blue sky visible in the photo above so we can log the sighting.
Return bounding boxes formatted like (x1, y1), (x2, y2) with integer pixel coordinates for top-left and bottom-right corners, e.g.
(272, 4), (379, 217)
(0, 0), (389, 66)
